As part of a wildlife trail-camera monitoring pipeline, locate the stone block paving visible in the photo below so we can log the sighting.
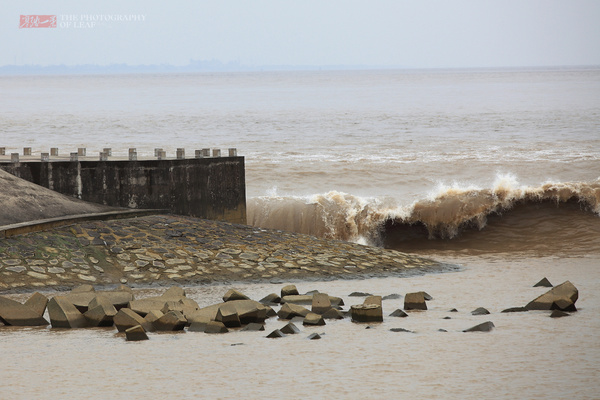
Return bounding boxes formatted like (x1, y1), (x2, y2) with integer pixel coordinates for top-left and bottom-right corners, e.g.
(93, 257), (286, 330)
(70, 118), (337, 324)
(0, 215), (441, 292)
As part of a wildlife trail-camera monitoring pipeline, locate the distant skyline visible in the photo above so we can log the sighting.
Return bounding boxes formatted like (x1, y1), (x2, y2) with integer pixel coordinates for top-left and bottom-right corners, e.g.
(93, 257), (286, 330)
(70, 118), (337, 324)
(2, 1), (600, 70)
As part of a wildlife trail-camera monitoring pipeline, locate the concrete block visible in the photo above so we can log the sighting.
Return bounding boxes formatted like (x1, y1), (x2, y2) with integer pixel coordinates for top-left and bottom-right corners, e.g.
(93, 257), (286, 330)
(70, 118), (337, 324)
(77, 147), (86, 156)
(0, 147), (5, 155)
(0, 296), (49, 326)
(176, 148), (185, 159)
(125, 325), (149, 341)
(154, 148), (163, 156)
(212, 149), (221, 157)
(157, 150), (166, 160)
(351, 304), (383, 323)
(103, 148), (112, 156)
(228, 148), (237, 157)
(50, 148), (58, 156)
(70, 152), (78, 161)
(99, 152), (108, 161)
(23, 147), (32, 156)
(47, 296), (87, 328)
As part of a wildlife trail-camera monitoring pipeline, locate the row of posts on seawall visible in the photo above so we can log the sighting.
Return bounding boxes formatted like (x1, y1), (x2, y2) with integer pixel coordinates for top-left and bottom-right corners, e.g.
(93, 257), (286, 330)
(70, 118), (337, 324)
(0, 147), (238, 162)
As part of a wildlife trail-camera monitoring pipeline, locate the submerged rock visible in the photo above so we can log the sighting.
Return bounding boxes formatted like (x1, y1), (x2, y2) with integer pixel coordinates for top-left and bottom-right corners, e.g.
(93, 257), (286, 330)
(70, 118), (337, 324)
(389, 309), (408, 318)
(533, 277), (553, 288)
(307, 333), (321, 340)
(550, 310), (571, 318)
(259, 293), (281, 305)
(267, 329), (286, 338)
(501, 307), (528, 313)
(525, 281), (578, 311)
(312, 293), (332, 315)
(280, 322), (301, 334)
(463, 321), (495, 332)
(471, 307), (490, 315)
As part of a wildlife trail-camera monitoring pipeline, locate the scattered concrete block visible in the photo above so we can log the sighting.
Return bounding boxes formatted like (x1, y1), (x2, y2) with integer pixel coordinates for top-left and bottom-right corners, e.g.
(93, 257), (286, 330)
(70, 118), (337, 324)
(188, 322), (208, 332)
(114, 308), (151, 332)
(404, 292), (427, 311)
(129, 299), (168, 317)
(382, 294), (402, 300)
(281, 285), (299, 297)
(463, 321), (495, 332)
(525, 281), (578, 311)
(312, 293), (332, 314)
(307, 333), (321, 340)
(0, 296), (49, 326)
(84, 302), (117, 327)
(364, 295), (382, 307)
(71, 284), (95, 293)
(303, 312), (326, 326)
(24, 292), (48, 317)
(322, 308), (345, 320)
(153, 310), (187, 331)
(223, 289), (250, 302)
(390, 327), (413, 333)
(389, 309), (408, 318)
(47, 296), (87, 328)
(204, 321), (229, 334)
(280, 322), (301, 334)
(550, 310), (570, 318)
(534, 277), (553, 287)
(161, 286), (186, 299)
(277, 303), (311, 319)
(501, 307), (528, 313)
(259, 293), (281, 305)
(281, 295), (313, 305)
(216, 303), (242, 328)
(144, 310), (164, 325)
(267, 329), (286, 338)
(241, 323), (265, 331)
(471, 307), (490, 315)
(351, 304), (383, 323)
(125, 325), (149, 341)
(349, 292), (372, 297)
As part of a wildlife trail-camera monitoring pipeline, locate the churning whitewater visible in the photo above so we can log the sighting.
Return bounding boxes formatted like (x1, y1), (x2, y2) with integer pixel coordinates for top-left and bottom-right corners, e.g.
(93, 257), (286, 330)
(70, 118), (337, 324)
(248, 175), (600, 253)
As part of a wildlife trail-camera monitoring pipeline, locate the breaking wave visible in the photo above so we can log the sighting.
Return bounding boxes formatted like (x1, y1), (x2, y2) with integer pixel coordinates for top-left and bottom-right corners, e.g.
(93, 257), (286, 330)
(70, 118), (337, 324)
(247, 175), (600, 254)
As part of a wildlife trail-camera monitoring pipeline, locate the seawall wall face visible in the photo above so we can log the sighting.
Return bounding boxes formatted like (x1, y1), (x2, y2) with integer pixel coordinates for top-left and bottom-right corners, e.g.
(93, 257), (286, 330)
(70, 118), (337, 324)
(0, 157), (246, 224)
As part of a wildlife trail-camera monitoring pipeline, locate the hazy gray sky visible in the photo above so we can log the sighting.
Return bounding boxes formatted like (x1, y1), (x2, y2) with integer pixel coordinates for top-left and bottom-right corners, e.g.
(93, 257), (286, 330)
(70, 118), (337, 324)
(3, 0), (600, 68)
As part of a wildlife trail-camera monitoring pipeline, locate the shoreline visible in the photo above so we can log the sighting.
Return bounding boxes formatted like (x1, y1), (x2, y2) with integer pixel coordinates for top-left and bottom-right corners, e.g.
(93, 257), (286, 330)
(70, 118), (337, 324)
(0, 214), (450, 294)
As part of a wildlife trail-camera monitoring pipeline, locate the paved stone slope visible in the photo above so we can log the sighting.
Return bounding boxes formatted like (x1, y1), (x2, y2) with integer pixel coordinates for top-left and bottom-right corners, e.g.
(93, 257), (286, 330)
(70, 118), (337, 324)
(0, 215), (442, 292)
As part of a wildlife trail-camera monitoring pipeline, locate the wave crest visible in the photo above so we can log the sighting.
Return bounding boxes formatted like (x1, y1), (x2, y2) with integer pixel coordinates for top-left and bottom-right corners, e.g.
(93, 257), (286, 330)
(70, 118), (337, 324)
(247, 177), (600, 245)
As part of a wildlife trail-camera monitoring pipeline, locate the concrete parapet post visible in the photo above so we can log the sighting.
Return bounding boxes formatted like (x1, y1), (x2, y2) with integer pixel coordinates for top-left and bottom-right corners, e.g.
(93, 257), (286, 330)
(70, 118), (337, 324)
(70, 152), (78, 162)
(0, 147), (5, 155)
(195, 150), (203, 158)
(129, 148), (137, 161)
(23, 147), (32, 156)
(228, 148), (237, 157)
(51, 148), (59, 156)
(212, 149), (221, 157)
(103, 148), (112, 156)
(41, 153), (50, 162)
(176, 148), (185, 159)
(202, 148), (211, 157)
(11, 153), (19, 163)
(99, 152), (108, 161)
(157, 150), (166, 160)
(78, 148), (86, 156)
(154, 148), (163, 157)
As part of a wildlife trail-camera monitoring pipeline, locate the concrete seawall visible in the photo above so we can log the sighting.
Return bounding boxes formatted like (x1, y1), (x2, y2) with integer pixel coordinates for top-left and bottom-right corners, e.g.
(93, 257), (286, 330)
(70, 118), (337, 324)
(0, 156), (246, 224)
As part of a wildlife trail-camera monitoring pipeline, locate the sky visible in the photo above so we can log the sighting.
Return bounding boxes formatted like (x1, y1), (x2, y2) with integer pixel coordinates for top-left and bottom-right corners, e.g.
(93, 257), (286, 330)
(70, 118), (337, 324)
(2, 0), (600, 69)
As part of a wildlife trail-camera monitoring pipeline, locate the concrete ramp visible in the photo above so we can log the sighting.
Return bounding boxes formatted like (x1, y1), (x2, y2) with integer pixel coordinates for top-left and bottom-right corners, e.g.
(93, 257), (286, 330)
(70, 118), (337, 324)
(0, 169), (117, 226)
